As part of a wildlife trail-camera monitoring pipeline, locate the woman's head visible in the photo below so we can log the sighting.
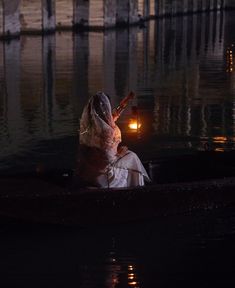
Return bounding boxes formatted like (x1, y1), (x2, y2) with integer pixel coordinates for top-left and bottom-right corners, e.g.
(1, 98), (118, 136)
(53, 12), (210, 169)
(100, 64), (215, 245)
(92, 91), (113, 126)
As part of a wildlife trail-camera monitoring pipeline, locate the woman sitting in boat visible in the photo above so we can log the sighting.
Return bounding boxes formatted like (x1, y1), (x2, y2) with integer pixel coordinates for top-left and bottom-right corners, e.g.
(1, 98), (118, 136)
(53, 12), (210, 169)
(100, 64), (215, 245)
(77, 91), (150, 188)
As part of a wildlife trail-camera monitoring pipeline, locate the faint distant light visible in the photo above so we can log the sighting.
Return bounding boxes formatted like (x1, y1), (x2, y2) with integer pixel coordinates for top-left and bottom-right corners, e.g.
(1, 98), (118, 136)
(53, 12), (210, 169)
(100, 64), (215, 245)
(215, 147), (225, 152)
(128, 265), (134, 270)
(128, 281), (138, 285)
(226, 45), (235, 73)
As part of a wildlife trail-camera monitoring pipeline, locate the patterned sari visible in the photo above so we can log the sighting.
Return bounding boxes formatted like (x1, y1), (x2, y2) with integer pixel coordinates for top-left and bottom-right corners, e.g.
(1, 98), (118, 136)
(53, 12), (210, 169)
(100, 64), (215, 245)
(78, 92), (150, 188)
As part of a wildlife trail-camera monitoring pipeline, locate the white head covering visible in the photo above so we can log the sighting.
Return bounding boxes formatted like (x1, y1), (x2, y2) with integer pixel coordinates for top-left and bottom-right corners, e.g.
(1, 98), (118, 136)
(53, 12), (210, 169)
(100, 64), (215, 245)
(79, 92), (121, 160)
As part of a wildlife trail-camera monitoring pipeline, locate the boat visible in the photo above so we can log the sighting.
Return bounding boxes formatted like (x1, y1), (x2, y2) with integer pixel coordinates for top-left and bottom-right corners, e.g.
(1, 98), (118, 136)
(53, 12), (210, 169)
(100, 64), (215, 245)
(1, 151), (235, 226)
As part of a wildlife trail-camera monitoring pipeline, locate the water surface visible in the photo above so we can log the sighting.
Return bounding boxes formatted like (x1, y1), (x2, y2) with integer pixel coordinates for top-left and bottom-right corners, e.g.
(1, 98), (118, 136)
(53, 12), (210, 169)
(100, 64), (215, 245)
(1, 11), (235, 173)
(1, 12), (235, 286)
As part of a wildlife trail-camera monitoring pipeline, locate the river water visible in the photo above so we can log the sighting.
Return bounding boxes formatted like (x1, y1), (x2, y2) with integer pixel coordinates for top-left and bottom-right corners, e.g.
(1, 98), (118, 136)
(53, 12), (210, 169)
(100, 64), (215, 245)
(1, 10), (235, 173)
(1, 207), (235, 287)
(1, 10), (235, 287)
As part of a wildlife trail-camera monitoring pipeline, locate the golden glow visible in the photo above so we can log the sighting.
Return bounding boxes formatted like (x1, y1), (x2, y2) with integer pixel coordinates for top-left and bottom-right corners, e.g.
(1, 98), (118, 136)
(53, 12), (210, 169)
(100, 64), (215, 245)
(213, 136), (227, 143)
(226, 45), (235, 73)
(127, 265), (139, 287)
(128, 281), (138, 286)
(128, 120), (141, 130)
(215, 147), (225, 152)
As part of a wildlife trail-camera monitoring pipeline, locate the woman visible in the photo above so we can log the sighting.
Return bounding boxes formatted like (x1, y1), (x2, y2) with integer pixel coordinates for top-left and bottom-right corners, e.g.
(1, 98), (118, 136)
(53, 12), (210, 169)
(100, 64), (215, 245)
(77, 91), (150, 188)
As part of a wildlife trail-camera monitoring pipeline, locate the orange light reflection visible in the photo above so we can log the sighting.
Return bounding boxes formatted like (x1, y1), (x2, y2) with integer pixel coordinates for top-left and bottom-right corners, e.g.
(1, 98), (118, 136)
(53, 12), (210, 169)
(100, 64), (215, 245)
(213, 136), (227, 143)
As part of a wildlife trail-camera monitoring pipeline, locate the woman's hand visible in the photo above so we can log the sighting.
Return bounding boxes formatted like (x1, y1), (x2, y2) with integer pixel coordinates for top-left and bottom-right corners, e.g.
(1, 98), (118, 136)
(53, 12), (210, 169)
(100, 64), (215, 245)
(112, 108), (119, 122)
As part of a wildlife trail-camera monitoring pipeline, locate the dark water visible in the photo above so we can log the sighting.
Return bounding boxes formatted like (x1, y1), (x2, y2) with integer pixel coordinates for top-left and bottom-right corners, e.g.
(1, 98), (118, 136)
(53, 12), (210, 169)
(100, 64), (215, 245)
(1, 208), (235, 287)
(1, 11), (235, 173)
(1, 11), (235, 287)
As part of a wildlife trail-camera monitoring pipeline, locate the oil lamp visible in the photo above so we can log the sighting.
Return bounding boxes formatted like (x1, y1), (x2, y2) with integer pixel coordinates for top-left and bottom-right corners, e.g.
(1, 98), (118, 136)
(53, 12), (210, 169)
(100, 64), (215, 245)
(128, 106), (141, 133)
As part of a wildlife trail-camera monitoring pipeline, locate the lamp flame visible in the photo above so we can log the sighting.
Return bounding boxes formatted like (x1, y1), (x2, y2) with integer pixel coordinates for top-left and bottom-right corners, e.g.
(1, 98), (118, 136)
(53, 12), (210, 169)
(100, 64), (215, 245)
(128, 120), (141, 130)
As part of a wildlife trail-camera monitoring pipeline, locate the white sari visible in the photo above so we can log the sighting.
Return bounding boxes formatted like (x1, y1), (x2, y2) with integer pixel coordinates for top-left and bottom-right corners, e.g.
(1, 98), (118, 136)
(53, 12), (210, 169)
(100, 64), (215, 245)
(78, 92), (150, 188)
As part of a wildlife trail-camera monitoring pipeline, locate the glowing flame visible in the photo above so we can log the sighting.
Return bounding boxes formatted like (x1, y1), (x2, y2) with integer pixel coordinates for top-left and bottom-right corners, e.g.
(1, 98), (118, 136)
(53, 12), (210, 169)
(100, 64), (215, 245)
(128, 120), (141, 130)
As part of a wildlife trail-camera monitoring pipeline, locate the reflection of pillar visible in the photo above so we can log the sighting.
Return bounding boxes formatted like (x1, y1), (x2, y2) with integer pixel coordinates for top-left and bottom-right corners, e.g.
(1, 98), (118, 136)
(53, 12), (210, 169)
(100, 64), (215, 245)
(218, 0), (224, 9)
(213, 0), (218, 10)
(73, 0), (89, 29)
(172, 0), (176, 14)
(73, 33), (89, 116)
(209, 0), (214, 10)
(104, 31), (116, 102)
(175, 0), (183, 14)
(205, 0), (210, 11)
(155, 0), (165, 16)
(155, 0), (159, 16)
(89, 1), (104, 27)
(144, 0), (150, 19)
(116, 0), (129, 26)
(0, 5), (2, 37)
(198, 0), (203, 11)
(56, 0), (73, 28)
(129, 0), (138, 23)
(149, 0), (155, 17)
(2, 0), (20, 38)
(164, 0), (172, 16)
(42, 0), (56, 32)
(20, 0), (41, 32)
(193, 0), (197, 12)
(202, 0), (207, 11)
(188, 0), (193, 13)
(42, 35), (55, 134)
(115, 30), (129, 98)
(88, 32), (104, 95)
(104, 0), (116, 27)
(128, 28), (138, 97)
(183, 0), (188, 13)
(160, 0), (165, 16)
(4, 40), (22, 143)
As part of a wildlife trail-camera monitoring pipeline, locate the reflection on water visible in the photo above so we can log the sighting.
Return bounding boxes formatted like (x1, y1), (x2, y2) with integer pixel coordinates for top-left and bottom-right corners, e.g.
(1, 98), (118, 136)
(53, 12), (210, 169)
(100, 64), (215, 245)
(1, 208), (235, 287)
(1, 11), (235, 172)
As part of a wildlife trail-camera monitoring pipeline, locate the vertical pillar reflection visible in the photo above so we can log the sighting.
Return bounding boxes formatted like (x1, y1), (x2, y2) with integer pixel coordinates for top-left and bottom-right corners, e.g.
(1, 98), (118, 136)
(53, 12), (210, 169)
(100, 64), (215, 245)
(0, 3), (3, 37)
(116, 0), (129, 26)
(144, 0), (150, 19)
(2, 0), (20, 38)
(104, 31), (116, 102)
(20, 0), (42, 32)
(88, 32), (104, 95)
(42, 35), (55, 135)
(129, 0), (139, 23)
(115, 30), (129, 100)
(128, 28), (138, 98)
(56, 0), (73, 29)
(73, 33), (89, 116)
(73, 0), (89, 29)
(104, 0), (116, 27)
(42, 0), (56, 32)
(4, 40), (22, 146)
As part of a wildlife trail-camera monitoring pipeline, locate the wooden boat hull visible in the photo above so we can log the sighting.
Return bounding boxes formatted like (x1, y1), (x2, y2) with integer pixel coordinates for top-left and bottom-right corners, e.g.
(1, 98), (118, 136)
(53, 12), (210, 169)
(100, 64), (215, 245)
(0, 176), (235, 226)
